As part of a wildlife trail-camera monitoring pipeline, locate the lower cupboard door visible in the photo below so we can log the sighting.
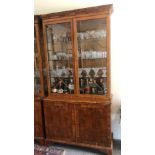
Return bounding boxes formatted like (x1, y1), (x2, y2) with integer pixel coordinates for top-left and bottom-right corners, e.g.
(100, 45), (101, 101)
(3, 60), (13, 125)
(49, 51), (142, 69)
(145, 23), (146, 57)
(44, 101), (75, 142)
(76, 103), (111, 147)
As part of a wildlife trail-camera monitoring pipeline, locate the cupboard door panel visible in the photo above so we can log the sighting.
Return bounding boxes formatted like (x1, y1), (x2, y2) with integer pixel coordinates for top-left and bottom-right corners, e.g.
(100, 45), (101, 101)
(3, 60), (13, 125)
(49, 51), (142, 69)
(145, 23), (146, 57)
(76, 103), (111, 147)
(34, 100), (44, 138)
(44, 100), (75, 142)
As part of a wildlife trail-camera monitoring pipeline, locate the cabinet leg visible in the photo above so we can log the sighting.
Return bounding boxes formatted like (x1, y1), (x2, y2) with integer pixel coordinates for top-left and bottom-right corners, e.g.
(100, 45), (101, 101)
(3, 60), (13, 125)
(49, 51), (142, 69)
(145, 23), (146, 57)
(44, 140), (49, 146)
(40, 139), (45, 145)
(99, 147), (112, 155)
(34, 138), (45, 146)
(45, 140), (54, 147)
(106, 149), (112, 155)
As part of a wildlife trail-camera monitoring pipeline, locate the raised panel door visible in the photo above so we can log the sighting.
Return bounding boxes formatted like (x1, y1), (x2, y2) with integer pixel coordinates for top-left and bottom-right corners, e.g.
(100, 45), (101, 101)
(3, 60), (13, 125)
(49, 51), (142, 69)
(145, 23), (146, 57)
(44, 100), (75, 142)
(76, 103), (111, 147)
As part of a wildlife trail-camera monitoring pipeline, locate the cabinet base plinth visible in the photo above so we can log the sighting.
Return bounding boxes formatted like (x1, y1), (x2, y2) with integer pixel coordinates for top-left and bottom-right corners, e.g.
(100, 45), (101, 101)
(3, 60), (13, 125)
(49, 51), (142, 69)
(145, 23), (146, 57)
(45, 139), (113, 155)
(34, 137), (45, 145)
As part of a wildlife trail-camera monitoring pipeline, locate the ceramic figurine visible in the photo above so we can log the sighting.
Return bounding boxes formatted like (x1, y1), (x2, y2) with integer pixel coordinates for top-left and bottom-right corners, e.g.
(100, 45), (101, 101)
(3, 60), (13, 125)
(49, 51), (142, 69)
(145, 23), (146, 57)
(68, 69), (73, 77)
(81, 70), (87, 77)
(89, 68), (95, 78)
(97, 69), (103, 77)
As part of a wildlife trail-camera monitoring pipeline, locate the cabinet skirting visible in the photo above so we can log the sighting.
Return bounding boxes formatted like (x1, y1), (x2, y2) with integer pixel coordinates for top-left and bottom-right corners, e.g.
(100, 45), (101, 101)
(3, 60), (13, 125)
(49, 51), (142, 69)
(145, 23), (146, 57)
(45, 138), (113, 155)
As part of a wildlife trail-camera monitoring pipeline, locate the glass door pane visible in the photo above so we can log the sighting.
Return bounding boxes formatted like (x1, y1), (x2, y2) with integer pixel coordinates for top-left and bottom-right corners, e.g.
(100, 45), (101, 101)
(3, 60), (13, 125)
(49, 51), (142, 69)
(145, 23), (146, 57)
(46, 22), (74, 94)
(77, 18), (107, 95)
(34, 27), (41, 95)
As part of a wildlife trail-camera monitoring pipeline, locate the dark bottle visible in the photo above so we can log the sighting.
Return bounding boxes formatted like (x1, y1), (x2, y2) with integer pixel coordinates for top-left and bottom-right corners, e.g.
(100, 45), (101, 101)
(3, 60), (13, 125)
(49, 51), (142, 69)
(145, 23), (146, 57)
(97, 78), (105, 95)
(84, 78), (91, 94)
(91, 79), (98, 94)
(63, 79), (69, 93)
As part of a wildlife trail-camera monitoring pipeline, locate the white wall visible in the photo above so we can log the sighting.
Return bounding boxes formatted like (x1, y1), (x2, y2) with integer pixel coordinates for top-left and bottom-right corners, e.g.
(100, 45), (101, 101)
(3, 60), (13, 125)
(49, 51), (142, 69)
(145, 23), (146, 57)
(34, 0), (116, 15)
(34, 0), (121, 140)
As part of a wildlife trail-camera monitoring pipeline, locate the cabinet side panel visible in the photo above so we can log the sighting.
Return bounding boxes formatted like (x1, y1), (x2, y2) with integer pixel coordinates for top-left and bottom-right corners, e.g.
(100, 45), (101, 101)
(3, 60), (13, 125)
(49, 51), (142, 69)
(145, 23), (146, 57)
(34, 99), (44, 138)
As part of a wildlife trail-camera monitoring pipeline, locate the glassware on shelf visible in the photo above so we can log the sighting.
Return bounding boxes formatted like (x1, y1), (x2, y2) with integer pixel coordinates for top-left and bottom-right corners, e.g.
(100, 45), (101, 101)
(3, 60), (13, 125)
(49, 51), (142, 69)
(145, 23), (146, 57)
(46, 22), (74, 94)
(103, 69), (107, 77)
(68, 78), (74, 94)
(77, 29), (106, 40)
(61, 66), (66, 77)
(92, 51), (96, 59)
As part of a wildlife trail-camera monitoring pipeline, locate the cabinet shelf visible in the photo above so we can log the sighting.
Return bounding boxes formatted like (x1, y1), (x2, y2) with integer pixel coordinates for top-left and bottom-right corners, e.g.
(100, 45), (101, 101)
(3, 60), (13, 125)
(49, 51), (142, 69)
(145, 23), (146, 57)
(48, 57), (106, 61)
(78, 37), (106, 41)
(48, 59), (71, 61)
(79, 57), (107, 60)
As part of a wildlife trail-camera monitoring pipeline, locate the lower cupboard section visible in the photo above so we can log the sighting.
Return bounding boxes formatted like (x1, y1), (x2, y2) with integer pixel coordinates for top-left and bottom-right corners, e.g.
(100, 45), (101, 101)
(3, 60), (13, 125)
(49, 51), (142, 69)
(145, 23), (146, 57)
(43, 99), (112, 155)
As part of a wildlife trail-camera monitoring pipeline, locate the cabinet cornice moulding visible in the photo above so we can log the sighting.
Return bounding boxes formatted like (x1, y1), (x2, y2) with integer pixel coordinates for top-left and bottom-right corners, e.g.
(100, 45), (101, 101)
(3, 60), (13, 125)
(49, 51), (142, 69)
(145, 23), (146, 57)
(41, 4), (113, 20)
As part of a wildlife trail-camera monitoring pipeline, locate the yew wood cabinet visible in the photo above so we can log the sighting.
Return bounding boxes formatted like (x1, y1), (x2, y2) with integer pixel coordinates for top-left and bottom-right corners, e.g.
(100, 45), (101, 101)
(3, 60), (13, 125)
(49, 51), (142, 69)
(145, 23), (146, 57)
(41, 4), (113, 155)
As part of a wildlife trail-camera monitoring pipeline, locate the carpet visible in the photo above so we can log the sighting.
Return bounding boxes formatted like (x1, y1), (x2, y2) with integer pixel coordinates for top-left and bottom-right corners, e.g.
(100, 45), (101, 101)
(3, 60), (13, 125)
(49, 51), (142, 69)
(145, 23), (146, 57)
(34, 144), (65, 155)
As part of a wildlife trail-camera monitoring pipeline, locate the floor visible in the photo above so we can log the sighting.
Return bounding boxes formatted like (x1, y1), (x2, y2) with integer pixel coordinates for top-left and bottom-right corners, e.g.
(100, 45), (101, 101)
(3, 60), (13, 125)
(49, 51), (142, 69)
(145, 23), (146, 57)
(52, 141), (121, 155)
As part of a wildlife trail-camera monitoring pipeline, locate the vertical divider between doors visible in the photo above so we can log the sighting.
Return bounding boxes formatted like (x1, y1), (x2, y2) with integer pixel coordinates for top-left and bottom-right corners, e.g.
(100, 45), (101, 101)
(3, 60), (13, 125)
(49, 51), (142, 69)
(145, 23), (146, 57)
(72, 18), (80, 95)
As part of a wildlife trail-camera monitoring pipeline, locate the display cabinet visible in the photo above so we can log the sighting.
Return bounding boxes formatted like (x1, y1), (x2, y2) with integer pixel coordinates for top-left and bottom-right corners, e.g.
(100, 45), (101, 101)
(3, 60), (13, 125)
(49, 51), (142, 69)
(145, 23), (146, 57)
(42, 4), (113, 155)
(34, 15), (45, 145)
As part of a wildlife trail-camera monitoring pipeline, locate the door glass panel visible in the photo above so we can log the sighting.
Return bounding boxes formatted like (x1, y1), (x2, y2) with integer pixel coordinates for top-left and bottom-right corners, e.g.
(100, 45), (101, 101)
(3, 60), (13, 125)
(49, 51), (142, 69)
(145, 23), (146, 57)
(34, 27), (41, 95)
(46, 22), (74, 94)
(77, 18), (107, 95)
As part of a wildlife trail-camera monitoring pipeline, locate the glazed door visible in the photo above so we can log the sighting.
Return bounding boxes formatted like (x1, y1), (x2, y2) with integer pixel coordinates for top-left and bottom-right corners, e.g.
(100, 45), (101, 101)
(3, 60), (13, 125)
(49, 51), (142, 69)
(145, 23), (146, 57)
(75, 103), (111, 147)
(34, 24), (44, 97)
(44, 101), (76, 142)
(74, 17), (110, 97)
(43, 20), (77, 95)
